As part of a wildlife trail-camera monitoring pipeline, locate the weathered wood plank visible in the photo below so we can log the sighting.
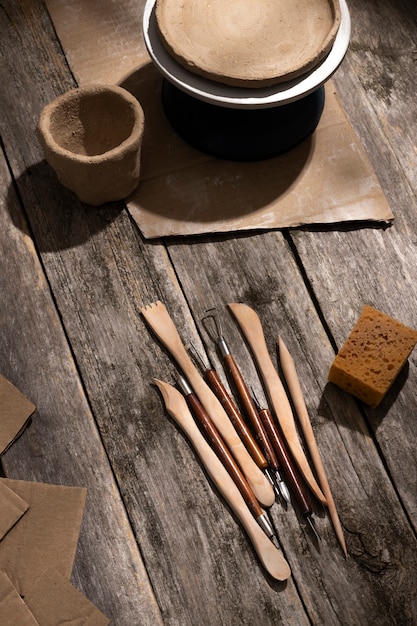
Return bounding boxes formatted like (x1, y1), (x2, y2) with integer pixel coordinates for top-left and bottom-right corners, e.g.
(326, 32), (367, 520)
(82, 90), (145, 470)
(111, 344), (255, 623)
(0, 147), (163, 623)
(2, 0), (417, 624)
(0, 2), (161, 624)
(295, 0), (417, 529)
(167, 233), (417, 624)
(1, 2), (309, 625)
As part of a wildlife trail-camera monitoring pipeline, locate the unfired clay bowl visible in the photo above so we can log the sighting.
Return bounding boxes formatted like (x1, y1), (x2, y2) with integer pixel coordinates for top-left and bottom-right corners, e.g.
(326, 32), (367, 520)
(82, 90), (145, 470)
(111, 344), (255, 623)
(37, 84), (145, 205)
(155, 0), (341, 88)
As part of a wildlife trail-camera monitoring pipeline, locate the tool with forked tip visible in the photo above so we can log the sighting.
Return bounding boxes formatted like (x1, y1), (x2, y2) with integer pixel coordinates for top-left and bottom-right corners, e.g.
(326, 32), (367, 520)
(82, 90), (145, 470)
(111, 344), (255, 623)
(190, 343), (283, 501)
(176, 373), (281, 548)
(202, 309), (291, 505)
(141, 300), (275, 508)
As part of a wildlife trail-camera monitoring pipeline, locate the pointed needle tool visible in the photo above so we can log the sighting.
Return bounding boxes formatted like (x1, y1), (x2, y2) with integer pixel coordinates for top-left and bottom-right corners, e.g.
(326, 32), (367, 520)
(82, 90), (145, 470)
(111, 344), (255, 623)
(278, 336), (347, 556)
(251, 393), (321, 544)
(176, 373), (280, 547)
(190, 343), (280, 499)
(154, 379), (291, 580)
(227, 303), (327, 506)
(202, 311), (289, 504)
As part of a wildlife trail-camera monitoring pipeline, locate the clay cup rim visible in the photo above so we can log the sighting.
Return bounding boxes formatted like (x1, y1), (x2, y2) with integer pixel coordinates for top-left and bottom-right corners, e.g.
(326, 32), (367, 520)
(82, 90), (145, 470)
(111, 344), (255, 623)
(37, 84), (145, 163)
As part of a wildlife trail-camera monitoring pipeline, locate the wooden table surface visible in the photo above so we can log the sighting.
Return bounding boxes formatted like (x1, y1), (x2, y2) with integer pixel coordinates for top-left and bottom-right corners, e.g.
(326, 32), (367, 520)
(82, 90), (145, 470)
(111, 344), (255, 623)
(1, 1), (417, 624)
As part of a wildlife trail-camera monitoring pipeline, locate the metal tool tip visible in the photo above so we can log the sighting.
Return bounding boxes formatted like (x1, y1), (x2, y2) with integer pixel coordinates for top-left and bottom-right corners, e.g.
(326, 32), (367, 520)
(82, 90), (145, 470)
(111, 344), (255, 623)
(275, 473), (291, 505)
(176, 374), (192, 396)
(307, 516), (321, 543)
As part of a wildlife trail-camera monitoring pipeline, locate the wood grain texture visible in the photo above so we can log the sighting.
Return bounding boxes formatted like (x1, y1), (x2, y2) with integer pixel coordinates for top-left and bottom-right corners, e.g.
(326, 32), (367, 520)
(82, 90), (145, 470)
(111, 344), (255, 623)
(0, 150), (163, 622)
(167, 234), (417, 624)
(0, 2), (162, 624)
(1, 0), (417, 624)
(302, 0), (417, 530)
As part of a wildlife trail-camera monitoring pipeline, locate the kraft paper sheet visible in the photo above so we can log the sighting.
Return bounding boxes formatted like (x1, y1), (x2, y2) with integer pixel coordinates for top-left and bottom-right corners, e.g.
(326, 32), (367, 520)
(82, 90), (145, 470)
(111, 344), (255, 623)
(0, 374), (36, 455)
(44, 0), (393, 237)
(0, 569), (39, 625)
(0, 481), (29, 540)
(0, 478), (86, 597)
(0, 376), (109, 622)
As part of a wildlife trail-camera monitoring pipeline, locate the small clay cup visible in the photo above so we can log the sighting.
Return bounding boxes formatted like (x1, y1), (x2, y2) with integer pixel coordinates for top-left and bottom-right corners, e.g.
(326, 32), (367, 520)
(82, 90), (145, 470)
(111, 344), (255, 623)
(37, 84), (145, 205)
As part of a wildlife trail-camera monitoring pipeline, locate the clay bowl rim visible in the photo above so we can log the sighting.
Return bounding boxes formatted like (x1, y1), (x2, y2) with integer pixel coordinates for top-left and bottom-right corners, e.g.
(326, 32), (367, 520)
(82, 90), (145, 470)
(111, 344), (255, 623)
(37, 84), (145, 163)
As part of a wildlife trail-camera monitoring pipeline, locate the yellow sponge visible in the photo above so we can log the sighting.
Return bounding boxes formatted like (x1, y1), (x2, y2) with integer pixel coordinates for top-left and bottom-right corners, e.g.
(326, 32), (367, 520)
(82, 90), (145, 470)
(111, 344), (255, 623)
(328, 305), (417, 408)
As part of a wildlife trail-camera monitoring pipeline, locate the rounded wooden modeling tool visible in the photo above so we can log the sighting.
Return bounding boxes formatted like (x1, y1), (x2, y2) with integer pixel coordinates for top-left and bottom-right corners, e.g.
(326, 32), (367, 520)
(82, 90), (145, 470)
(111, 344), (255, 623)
(141, 301), (275, 507)
(154, 379), (291, 581)
(278, 336), (347, 556)
(228, 303), (327, 505)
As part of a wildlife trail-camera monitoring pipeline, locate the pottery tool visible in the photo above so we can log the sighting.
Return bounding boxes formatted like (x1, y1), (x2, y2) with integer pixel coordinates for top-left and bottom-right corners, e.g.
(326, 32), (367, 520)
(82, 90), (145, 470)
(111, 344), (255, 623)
(201, 312), (290, 505)
(177, 374), (279, 545)
(154, 379), (291, 580)
(227, 303), (327, 506)
(141, 301), (275, 507)
(278, 336), (347, 556)
(251, 393), (321, 543)
(189, 344), (281, 496)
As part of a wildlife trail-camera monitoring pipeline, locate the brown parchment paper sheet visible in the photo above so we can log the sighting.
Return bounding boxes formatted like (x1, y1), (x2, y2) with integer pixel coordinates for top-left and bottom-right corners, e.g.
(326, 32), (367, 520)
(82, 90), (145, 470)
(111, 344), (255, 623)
(0, 570), (39, 625)
(0, 374), (36, 455)
(0, 479), (86, 597)
(24, 568), (110, 626)
(0, 481), (29, 540)
(0, 374), (109, 622)
(44, 0), (394, 237)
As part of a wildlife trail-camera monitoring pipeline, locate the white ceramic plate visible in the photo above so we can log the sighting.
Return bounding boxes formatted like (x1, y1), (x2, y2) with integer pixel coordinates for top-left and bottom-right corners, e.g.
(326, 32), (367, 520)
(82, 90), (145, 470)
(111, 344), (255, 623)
(143, 0), (351, 109)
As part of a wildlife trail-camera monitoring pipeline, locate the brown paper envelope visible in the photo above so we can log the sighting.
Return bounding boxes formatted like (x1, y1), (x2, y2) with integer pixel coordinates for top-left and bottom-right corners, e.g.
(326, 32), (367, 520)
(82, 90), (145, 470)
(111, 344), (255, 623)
(24, 568), (110, 626)
(0, 569), (39, 625)
(0, 375), (36, 455)
(0, 481), (29, 540)
(0, 479), (87, 597)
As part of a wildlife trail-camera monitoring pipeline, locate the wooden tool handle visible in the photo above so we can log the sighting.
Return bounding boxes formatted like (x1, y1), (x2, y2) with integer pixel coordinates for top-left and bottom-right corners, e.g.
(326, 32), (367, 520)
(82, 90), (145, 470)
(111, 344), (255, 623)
(278, 336), (347, 555)
(204, 368), (268, 470)
(186, 391), (262, 520)
(154, 379), (291, 581)
(186, 366), (274, 507)
(224, 353), (280, 471)
(259, 406), (312, 517)
(141, 301), (274, 508)
(228, 302), (326, 505)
